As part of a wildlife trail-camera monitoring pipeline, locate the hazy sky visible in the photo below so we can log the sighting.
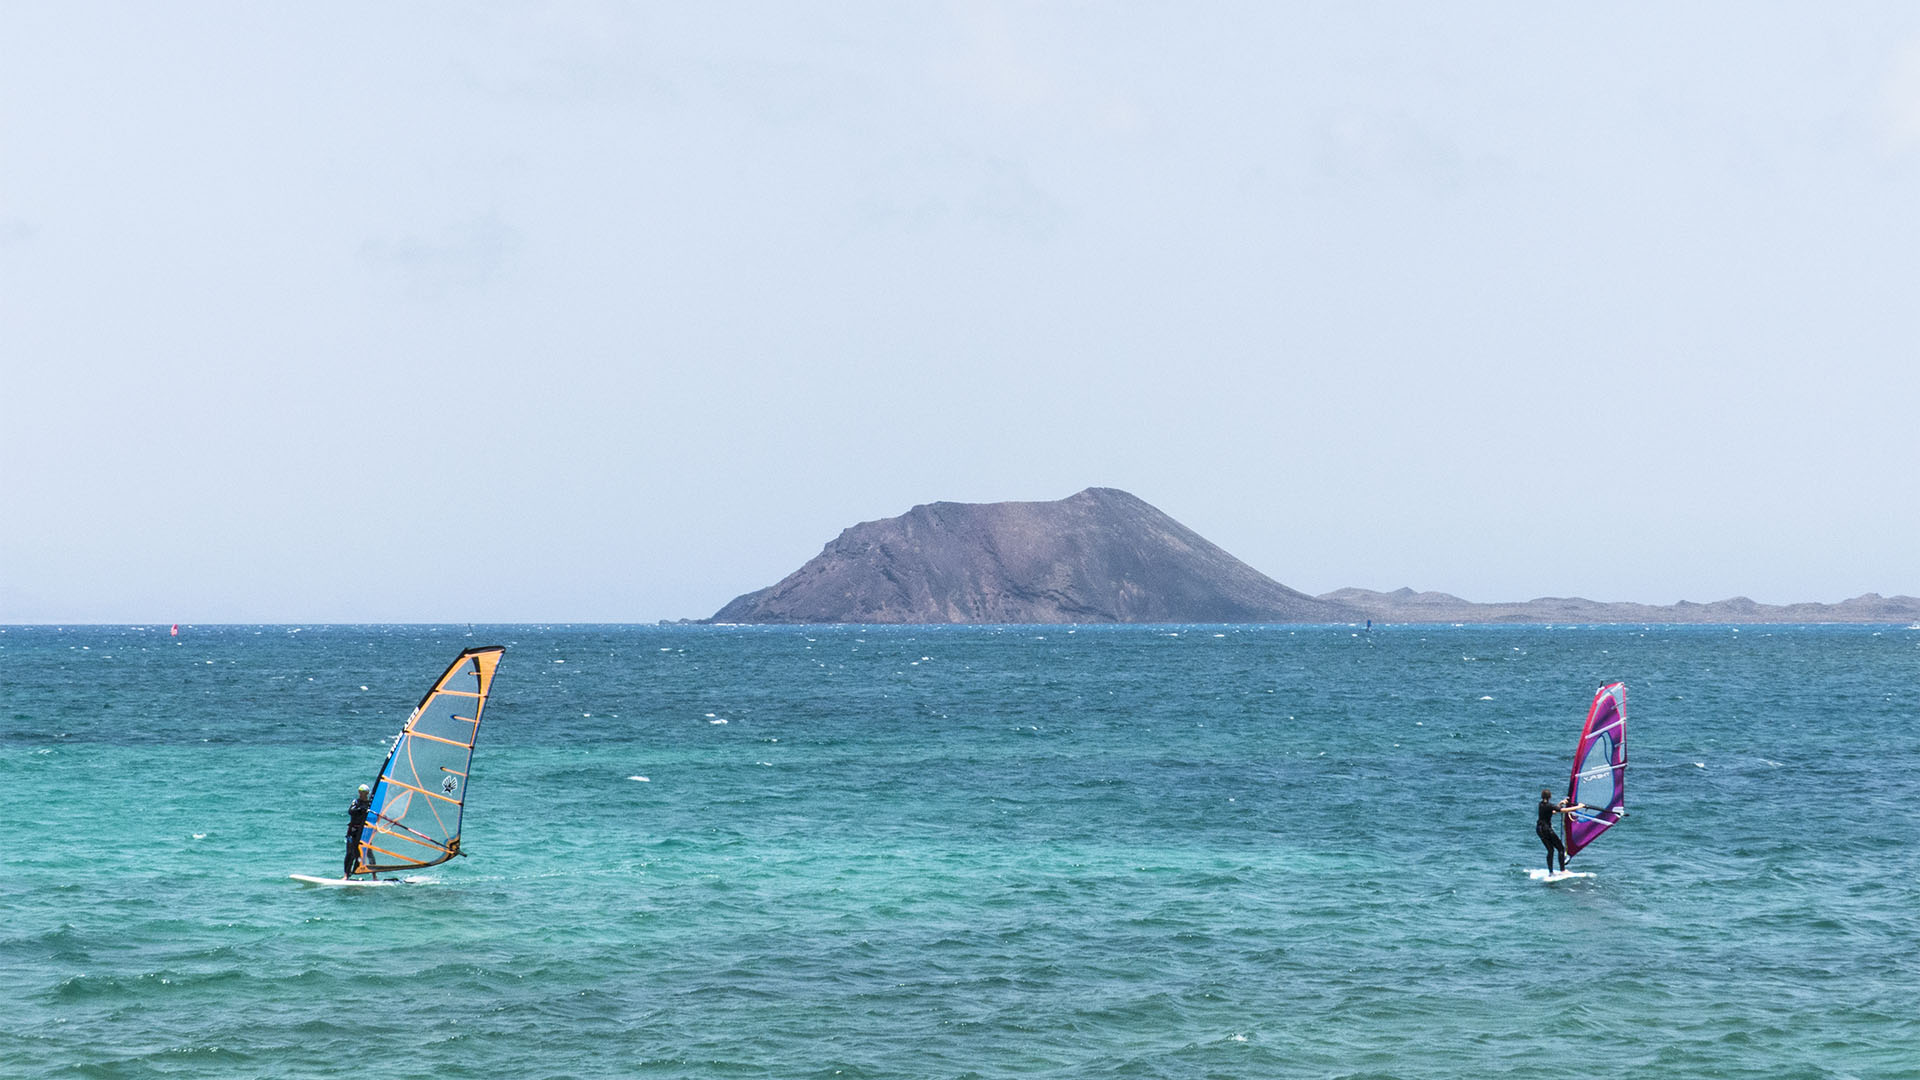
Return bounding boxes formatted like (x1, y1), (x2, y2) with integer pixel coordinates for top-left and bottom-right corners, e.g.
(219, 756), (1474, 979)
(4, 4), (1917, 622)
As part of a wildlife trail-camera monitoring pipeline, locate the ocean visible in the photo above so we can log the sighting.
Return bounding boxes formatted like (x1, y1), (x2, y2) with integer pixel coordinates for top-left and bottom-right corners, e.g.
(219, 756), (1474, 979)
(3, 623), (1916, 1079)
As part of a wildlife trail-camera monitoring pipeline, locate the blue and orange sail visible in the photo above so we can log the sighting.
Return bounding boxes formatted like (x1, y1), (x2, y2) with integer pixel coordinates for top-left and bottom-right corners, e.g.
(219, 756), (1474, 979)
(354, 646), (506, 876)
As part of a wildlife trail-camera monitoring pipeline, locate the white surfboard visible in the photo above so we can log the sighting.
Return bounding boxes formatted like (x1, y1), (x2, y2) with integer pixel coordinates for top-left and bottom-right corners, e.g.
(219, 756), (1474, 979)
(1527, 868), (1595, 883)
(289, 873), (399, 888)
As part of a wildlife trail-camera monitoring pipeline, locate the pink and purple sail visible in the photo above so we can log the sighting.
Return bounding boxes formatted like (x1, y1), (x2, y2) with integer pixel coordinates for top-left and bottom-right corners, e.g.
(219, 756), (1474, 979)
(1564, 682), (1627, 859)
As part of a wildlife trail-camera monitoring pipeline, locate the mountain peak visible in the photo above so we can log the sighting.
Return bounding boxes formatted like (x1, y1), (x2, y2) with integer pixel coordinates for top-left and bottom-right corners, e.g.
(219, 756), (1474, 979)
(711, 489), (1354, 624)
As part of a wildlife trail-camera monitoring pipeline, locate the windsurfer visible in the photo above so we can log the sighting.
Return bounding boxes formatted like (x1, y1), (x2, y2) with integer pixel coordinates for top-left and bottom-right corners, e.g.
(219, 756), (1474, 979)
(344, 784), (373, 877)
(1536, 788), (1586, 872)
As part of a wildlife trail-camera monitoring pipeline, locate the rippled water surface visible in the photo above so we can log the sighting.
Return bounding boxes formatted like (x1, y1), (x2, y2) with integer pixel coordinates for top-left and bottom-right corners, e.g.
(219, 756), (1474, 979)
(4, 623), (1917, 1078)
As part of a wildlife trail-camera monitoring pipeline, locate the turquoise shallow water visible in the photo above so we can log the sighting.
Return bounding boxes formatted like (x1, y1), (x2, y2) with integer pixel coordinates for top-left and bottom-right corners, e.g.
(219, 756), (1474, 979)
(3, 623), (1918, 1079)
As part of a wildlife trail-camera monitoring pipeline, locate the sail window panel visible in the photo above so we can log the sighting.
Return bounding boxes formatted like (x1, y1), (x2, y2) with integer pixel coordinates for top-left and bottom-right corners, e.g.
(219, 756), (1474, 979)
(372, 797), (454, 860)
(365, 827), (444, 870)
(1575, 735), (1620, 810)
(381, 735), (469, 846)
(392, 731), (469, 792)
(376, 824), (444, 856)
(411, 694), (482, 745)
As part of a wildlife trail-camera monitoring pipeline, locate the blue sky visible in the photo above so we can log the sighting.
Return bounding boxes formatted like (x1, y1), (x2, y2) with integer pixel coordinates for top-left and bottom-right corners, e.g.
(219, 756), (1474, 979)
(4, 4), (1917, 621)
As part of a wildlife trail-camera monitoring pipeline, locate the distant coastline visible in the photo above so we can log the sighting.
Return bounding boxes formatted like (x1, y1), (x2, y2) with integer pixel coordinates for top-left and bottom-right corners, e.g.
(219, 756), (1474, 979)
(705, 487), (1920, 626)
(1315, 587), (1920, 626)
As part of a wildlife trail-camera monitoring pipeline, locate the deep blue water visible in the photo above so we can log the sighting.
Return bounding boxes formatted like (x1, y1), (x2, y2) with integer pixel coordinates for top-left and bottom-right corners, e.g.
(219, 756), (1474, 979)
(3, 623), (1917, 1078)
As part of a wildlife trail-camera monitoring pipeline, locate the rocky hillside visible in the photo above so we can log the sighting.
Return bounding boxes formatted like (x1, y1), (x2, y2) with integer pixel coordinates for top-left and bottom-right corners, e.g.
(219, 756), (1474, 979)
(711, 488), (1359, 624)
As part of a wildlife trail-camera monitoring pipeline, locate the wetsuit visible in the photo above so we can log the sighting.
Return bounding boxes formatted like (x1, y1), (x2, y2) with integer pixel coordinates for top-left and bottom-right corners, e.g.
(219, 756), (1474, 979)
(1536, 796), (1568, 871)
(344, 792), (372, 877)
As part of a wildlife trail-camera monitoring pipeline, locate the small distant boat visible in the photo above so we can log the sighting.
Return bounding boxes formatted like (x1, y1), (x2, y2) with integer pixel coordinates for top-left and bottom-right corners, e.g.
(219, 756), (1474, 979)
(170, 624), (179, 637)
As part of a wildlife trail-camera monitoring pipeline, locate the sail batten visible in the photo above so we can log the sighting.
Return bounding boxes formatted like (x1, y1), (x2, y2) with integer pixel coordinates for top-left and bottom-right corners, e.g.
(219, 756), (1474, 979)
(1564, 681), (1627, 859)
(402, 729), (476, 751)
(356, 646), (505, 876)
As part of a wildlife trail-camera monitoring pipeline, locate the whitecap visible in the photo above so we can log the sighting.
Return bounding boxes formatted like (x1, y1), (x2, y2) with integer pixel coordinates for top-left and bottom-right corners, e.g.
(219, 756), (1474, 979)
(710, 718), (728, 724)
(627, 776), (649, 782)
(1479, 695), (1494, 701)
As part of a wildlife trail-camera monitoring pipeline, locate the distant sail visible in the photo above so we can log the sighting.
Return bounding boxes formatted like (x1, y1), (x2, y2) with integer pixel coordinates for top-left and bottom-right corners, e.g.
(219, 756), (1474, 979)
(358, 646), (506, 875)
(170, 624), (179, 637)
(1564, 682), (1627, 859)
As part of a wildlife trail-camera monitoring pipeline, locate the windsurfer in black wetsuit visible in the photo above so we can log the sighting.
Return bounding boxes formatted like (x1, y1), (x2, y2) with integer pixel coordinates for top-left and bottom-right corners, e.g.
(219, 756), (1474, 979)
(1536, 788), (1586, 872)
(344, 784), (373, 878)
